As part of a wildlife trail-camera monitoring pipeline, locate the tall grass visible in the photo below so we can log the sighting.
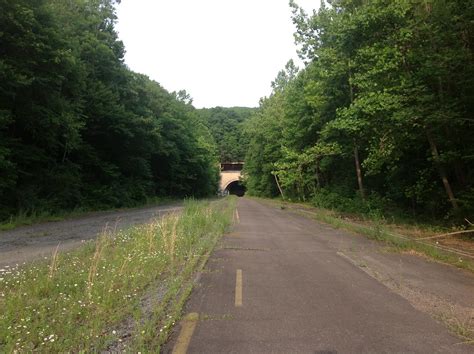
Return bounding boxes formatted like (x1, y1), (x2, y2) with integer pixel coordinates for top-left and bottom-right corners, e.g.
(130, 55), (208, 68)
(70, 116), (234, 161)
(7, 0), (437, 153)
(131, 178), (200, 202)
(0, 197), (235, 352)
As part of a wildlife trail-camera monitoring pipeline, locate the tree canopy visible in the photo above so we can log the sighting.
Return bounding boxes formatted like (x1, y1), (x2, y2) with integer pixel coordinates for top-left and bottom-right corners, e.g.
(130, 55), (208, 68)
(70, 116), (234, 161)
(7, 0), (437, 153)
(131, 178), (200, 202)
(244, 0), (474, 220)
(198, 107), (255, 162)
(2, 0), (473, 222)
(0, 0), (219, 219)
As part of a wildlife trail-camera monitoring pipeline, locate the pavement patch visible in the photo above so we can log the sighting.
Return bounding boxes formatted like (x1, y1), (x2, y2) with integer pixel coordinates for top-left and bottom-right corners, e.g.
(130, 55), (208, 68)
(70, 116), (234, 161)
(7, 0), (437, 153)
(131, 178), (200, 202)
(172, 312), (199, 354)
(235, 269), (243, 307)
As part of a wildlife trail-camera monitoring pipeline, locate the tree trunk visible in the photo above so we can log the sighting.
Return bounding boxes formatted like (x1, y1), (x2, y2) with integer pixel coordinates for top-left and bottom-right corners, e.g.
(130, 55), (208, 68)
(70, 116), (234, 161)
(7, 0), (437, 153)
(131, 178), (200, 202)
(62, 141), (68, 163)
(411, 196), (417, 217)
(454, 160), (468, 189)
(426, 130), (459, 210)
(348, 60), (365, 200)
(273, 173), (285, 200)
(444, 126), (468, 188)
(348, 59), (355, 103)
(315, 161), (321, 189)
(353, 141), (365, 199)
(298, 166), (305, 202)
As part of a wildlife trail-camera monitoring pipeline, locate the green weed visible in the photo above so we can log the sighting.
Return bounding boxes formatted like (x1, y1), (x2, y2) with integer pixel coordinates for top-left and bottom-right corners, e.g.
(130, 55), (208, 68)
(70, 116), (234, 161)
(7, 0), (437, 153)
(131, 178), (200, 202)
(0, 197), (236, 352)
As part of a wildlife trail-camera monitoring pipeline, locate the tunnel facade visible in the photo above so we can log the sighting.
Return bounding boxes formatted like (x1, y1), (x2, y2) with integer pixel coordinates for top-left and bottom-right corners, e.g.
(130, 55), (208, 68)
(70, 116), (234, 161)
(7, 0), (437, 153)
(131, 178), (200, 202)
(220, 162), (245, 196)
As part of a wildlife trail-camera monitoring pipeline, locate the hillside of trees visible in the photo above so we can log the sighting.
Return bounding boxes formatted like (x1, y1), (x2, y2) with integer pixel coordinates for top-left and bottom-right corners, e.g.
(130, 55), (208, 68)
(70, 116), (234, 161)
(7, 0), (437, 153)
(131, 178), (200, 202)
(244, 0), (474, 221)
(198, 107), (255, 162)
(2, 0), (473, 224)
(0, 0), (219, 220)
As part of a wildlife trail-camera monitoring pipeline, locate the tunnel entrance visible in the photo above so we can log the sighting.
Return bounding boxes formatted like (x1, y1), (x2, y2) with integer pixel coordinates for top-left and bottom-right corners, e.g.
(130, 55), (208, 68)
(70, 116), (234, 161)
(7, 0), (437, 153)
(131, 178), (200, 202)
(226, 180), (246, 197)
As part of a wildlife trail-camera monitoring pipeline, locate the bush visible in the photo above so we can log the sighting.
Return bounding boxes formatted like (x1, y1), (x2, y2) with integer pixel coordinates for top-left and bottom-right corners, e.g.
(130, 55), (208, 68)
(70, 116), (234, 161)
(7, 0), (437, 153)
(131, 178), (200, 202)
(311, 188), (388, 216)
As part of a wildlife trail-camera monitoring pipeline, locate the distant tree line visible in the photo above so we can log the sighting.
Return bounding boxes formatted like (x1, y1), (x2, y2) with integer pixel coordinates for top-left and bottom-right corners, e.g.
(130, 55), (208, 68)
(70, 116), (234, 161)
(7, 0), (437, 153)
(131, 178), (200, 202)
(0, 0), (219, 220)
(244, 0), (474, 220)
(198, 107), (255, 162)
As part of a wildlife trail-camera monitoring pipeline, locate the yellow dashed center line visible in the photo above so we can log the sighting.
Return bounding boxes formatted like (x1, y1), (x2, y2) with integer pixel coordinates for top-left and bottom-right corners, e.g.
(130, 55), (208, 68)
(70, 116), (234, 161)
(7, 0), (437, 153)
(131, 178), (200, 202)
(172, 312), (199, 354)
(235, 269), (243, 307)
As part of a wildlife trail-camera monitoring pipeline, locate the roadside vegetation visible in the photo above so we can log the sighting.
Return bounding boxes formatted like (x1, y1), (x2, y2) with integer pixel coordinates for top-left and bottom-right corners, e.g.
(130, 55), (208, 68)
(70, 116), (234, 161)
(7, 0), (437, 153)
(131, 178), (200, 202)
(244, 0), (474, 225)
(259, 197), (474, 273)
(198, 107), (256, 162)
(0, 0), (220, 222)
(0, 198), (236, 352)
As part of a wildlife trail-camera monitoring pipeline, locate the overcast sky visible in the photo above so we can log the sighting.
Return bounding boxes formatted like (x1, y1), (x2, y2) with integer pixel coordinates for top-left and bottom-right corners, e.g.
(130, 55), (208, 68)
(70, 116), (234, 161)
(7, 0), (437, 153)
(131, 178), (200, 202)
(115, 0), (319, 108)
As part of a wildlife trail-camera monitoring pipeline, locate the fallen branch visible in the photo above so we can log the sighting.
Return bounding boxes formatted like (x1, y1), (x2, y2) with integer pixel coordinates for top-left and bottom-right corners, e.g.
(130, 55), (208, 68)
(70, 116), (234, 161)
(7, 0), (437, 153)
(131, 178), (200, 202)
(417, 229), (474, 241)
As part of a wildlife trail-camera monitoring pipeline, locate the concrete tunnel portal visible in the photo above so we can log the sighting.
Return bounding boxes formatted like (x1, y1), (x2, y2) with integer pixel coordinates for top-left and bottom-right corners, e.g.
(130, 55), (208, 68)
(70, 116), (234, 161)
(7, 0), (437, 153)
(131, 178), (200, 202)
(220, 162), (245, 196)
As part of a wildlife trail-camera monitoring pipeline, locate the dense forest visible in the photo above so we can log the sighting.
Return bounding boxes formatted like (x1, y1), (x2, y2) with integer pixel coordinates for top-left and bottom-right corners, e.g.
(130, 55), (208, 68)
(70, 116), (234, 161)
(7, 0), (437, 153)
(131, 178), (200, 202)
(244, 0), (474, 220)
(198, 107), (255, 162)
(2, 0), (473, 223)
(0, 0), (220, 220)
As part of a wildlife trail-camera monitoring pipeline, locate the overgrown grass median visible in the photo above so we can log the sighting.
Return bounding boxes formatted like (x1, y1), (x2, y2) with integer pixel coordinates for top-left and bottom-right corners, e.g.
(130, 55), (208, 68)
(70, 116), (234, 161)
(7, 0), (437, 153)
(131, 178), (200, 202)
(0, 197), (236, 352)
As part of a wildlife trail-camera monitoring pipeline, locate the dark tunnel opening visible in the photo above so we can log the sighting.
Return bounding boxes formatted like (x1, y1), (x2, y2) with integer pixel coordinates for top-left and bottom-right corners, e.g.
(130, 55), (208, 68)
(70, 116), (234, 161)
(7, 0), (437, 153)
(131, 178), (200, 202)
(226, 180), (246, 197)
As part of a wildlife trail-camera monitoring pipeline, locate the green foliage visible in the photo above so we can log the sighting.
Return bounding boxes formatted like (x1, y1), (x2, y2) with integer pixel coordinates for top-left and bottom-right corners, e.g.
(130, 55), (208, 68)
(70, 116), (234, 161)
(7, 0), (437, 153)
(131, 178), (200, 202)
(243, 93), (286, 197)
(0, 198), (236, 352)
(245, 0), (474, 222)
(0, 0), (219, 220)
(198, 107), (256, 162)
(311, 188), (387, 215)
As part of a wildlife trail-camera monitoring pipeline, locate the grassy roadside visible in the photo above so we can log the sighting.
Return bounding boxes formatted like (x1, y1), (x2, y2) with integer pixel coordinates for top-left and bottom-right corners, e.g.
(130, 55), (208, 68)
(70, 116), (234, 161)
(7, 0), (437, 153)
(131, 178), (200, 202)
(0, 197), (236, 352)
(0, 197), (177, 231)
(255, 197), (474, 273)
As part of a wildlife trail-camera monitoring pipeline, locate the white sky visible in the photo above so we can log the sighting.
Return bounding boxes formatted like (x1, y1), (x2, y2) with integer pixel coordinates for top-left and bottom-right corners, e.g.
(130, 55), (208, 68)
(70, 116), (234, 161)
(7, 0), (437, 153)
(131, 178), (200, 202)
(115, 0), (320, 108)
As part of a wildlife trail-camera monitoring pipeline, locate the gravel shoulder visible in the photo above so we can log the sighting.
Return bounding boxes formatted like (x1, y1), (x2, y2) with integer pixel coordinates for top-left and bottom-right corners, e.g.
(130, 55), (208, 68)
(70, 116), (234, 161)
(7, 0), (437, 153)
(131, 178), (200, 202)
(0, 204), (182, 268)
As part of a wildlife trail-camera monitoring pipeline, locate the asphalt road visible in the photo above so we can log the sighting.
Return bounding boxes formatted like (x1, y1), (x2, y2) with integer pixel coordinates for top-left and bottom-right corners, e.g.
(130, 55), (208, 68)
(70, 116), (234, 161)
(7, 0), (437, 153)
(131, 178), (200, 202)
(0, 204), (181, 268)
(165, 198), (473, 353)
